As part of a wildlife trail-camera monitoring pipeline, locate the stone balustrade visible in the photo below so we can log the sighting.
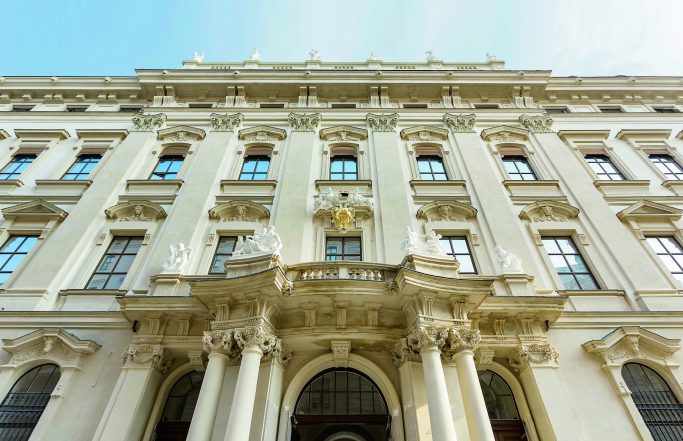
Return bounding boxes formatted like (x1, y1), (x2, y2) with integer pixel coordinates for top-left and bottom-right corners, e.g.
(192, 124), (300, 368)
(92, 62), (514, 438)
(287, 262), (395, 282)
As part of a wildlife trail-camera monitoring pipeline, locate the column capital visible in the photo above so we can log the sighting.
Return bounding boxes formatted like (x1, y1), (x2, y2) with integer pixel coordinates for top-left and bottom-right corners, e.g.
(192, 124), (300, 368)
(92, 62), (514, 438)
(210, 112), (243, 132)
(508, 342), (560, 372)
(366, 113), (399, 132)
(519, 114), (554, 133)
(204, 324), (290, 363)
(122, 343), (170, 372)
(288, 112), (321, 132)
(131, 112), (167, 132)
(393, 324), (480, 366)
(442, 328), (482, 361)
(444, 113), (476, 133)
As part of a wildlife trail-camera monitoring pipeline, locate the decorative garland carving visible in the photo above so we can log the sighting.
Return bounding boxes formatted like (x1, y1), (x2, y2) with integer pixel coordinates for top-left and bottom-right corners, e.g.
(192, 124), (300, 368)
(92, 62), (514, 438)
(209, 112), (243, 132)
(519, 114), (554, 133)
(288, 113), (321, 132)
(132, 113), (167, 132)
(123, 343), (170, 371)
(366, 113), (399, 132)
(443, 113), (476, 133)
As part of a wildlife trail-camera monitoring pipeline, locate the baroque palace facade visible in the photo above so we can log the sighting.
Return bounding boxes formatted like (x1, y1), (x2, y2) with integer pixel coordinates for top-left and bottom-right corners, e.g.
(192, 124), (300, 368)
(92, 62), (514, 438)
(0, 54), (682, 441)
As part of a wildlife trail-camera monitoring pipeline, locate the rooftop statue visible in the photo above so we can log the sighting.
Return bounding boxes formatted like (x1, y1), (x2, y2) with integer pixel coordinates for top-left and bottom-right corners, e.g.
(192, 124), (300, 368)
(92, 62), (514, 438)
(249, 48), (261, 61)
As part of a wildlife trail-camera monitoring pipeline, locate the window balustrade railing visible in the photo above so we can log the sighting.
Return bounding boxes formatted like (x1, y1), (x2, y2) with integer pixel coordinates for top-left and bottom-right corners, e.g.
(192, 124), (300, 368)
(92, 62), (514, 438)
(288, 262), (395, 282)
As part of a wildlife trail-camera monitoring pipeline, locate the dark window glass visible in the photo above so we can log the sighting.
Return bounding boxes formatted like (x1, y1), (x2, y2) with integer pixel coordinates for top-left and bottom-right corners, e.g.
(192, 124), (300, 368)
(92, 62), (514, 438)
(259, 103), (285, 108)
(542, 237), (599, 290)
(239, 155), (270, 180)
(66, 106), (88, 112)
(599, 107), (623, 113)
(622, 363), (683, 441)
(330, 103), (357, 109)
(188, 103), (213, 109)
(120, 106), (143, 113)
(585, 154), (624, 181)
(653, 108), (679, 113)
(0, 154), (36, 180)
(474, 104), (499, 109)
(502, 156), (537, 181)
(0, 236), (38, 285)
(478, 370), (521, 420)
(330, 155), (358, 180)
(326, 237), (362, 261)
(86, 236), (143, 290)
(0, 364), (60, 441)
(209, 236), (238, 274)
(403, 103), (428, 109)
(650, 154), (683, 181)
(544, 107), (569, 114)
(150, 155), (184, 180)
(62, 154), (101, 180)
(647, 237), (683, 285)
(160, 371), (204, 422)
(12, 106), (33, 112)
(417, 155), (448, 180)
(439, 236), (476, 274)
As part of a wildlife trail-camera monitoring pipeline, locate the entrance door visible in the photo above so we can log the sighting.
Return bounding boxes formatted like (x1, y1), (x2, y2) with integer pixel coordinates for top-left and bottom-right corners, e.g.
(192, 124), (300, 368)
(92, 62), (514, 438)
(155, 371), (204, 441)
(291, 369), (391, 441)
(478, 370), (527, 441)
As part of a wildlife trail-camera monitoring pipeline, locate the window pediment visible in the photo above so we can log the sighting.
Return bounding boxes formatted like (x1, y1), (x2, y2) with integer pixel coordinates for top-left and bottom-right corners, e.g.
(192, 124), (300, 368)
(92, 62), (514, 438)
(417, 201), (477, 222)
(157, 125), (206, 142)
(238, 126), (287, 142)
(519, 200), (579, 222)
(208, 201), (270, 222)
(400, 126), (449, 142)
(583, 326), (680, 367)
(481, 126), (529, 144)
(617, 200), (683, 223)
(2, 328), (100, 368)
(104, 200), (167, 221)
(319, 125), (368, 142)
(2, 199), (68, 222)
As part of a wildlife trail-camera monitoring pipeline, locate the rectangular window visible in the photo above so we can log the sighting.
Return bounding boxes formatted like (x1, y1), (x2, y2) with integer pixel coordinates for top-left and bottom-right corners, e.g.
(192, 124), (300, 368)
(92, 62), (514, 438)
(239, 155), (270, 180)
(62, 154), (101, 180)
(646, 237), (683, 284)
(598, 107), (623, 113)
(209, 236), (238, 274)
(86, 236), (143, 290)
(542, 237), (599, 290)
(403, 103), (428, 109)
(502, 156), (537, 181)
(325, 237), (362, 261)
(649, 154), (683, 180)
(653, 107), (679, 113)
(260, 103), (285, 108)
(0, 236), (38, 284)
(417, 156), (448, 180)
(150, 155), (184, 180)
(0, 154), (37, 180)
(119, 106), (143, 113)
(330, 103), (357, 109)
(474, 103), (499, 109)
(585, 154), (624, 180)
(439, 236), (476, 274)
(544, 107), (569, 114)
(66, 106), (88, 112)
(330, 156), (358, 180)
(188, 103), (214, 109)
(12, 106), (33, 112)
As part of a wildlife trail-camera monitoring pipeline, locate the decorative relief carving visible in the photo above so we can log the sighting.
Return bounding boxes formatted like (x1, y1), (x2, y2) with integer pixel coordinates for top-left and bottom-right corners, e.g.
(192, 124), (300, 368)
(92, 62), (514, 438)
(366, 113), (399, 132)
(105, 201), (167, 222)
(188, 350), (205, 371)
(157, 125), (206, 142)
(393, 325), (482, 366)
(583, 326), (680, 367)
(400, 126), (449, 141)
(331, 341), (351, 368)
(161, 243), (192, 274)
(288, 113), (321, 132)
(320, 126), (368, 142)
(208, 201), (269, 223)
(2, 329), (99, 369)
(480, 126), (529, 144)
(509, 343), (560, 372)
(400, 227), (449, 257)
(519, 114), (554, 133)
(519, 201), (580, 223)
(416, 201), (477, 222)
(332, 207), (355, 233)
(209, 112), (243, 132)
(238, 126), (287, 142)
(443, 113), (476, 133)
(132, 113), (167, 132)
(123, 344), (170, 371)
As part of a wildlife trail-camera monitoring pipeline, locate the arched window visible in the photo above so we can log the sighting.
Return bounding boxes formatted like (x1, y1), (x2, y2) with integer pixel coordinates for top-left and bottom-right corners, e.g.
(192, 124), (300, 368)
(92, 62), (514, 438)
(155, 371), (204, 441)
(0, 364), (60, 441)
(622, 362), (683, 440)
(478, 370), (527, 440)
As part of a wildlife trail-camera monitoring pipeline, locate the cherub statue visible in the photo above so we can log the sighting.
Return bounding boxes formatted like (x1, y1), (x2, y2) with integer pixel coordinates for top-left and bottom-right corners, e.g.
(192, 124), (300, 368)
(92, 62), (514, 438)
(495, 245), (523, 273)
(316, 187), (341, 211)
(424, 231), (447, 256)
(348, 188), (373, 209)
(400, 227), (421, 254)
(162, 243), (191, 273)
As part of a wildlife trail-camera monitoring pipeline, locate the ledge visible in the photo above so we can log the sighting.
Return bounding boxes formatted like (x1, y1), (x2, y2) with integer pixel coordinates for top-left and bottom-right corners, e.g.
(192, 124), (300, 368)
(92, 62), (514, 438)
(59, 289), (127, 296)
(593, 179), (650, 197)
(662, 180), (683, 196)
(35, 179), (92, 196)
(219, 180), (278, 203)
(409, 180), (469, 201)
(315, 180), (372, 194)
(0, 180), (23, 194)
(126, 179), (183, 195)
(503, 180), (565, 200)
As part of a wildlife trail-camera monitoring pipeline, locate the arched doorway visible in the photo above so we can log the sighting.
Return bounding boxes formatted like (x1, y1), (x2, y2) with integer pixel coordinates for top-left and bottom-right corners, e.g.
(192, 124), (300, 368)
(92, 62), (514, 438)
(292, 368), (390, 441)
(478, 370), (527, 441)
(155, 371), (204, 441)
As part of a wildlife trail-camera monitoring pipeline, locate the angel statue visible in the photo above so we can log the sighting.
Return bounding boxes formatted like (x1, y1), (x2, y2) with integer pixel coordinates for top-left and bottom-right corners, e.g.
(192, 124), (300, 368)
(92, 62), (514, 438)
(232, 225), (283, 258)
(161, 243), (191, 274)
(348, 188), (373, 209)
(400, 227), (421, 254)
(316, 187), (341, 211)
(424, 231), (447, 256)
(495, 245), (523, 273)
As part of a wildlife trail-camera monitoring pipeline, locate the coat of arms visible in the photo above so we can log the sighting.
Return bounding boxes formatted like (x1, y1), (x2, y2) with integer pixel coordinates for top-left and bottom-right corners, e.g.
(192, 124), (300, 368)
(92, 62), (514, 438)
(332, 207), (355, 233)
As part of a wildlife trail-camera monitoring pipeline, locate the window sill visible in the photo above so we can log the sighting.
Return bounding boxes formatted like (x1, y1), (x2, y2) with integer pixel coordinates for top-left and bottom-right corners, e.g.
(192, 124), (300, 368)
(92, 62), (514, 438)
(125, 179), (183, 198)
(60, 289), (127, 296)
(219, 180), (278, 203)
(662, 180), (683, 196)
(409, 180), (468, 200)
(315, 179), (372, 194)
(35, 179), (92, 196)
(0, 180), (24, 194)
(503, 180), (564, 200)
(593, 179), (650, 197)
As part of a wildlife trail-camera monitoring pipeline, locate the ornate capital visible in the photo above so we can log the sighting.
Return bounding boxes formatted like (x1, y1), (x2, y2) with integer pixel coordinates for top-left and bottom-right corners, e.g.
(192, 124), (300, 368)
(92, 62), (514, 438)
(210, 112), (243, 132)
(132, 113), (166, 132)
(519, 114), (554, 133)
(444, 113), (476, 133)
(392, 338), (421, 367)
(289, 112), (321, 132)
(122, 343), (170, 371)
(202, 330), (236, 354)
(366, 113), (399, 132)
(508, 343), (559, 373)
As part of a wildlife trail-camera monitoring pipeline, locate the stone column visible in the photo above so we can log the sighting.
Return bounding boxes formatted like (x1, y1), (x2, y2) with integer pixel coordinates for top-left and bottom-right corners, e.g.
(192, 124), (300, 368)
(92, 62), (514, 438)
(366, 113), (414, 263)
(272, 113), (321, 263)
(92, 343), (168, 441)
(393, 341), (431, 441)
(223, 324), (286, 441)
(186, 331), (235, 441)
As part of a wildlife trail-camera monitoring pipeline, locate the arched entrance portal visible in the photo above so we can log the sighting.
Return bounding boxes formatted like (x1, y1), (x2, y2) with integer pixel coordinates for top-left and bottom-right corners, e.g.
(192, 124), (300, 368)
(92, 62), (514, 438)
(478, 370), (527, 441)
(291, 368), (390, 441)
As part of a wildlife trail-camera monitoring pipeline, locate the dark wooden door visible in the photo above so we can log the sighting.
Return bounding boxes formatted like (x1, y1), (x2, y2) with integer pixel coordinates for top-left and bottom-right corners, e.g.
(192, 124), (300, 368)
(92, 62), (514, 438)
(491, 420), (526, 441)
(155, 421), (191, 441)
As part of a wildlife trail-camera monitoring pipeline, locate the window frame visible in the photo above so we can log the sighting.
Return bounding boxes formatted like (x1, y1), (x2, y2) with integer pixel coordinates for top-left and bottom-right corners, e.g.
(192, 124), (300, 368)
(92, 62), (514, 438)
(438, 235), (477, 274)
(0, 235), (39, 286)
(61, 154), (102, 181)
(540, 236), (600, 290)
(501, 155), (538, 181)
(329, 154), (359, 181)
(325, 236), (363, 261)
(239, 154), (271, 181)
(416, 154), (449, 181)
(648, 154), (683, 181)
(209, 235), (239, 274)
(149, 154), (186, 181)
(0, 154), (38, 181)
(85, 235), (145, 291)
(646, 235), (683, 287)
(584, 154), (626, 181)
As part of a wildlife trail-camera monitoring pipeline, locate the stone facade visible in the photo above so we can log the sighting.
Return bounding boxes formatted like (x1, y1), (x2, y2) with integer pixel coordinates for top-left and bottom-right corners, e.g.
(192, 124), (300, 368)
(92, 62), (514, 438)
(0, 56), (681, 441)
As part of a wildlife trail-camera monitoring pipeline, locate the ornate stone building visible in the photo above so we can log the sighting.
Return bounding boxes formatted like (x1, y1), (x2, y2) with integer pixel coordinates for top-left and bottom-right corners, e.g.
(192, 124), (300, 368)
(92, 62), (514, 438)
(0, 54), (681, 441)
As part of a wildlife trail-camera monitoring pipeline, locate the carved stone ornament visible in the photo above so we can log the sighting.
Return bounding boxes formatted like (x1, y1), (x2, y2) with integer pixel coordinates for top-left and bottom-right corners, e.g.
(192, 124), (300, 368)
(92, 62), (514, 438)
(583, 326), (681, 367)
(208, 201), (269, 222)
(400, 126), (449, 141)
(394, 325), (480, 366)
(480, 126), (530, 143)
(331, 341), (351, 368)
(161, 243), (191, 274)
(400, 227), (448, 257)
(288, 112), (322, 132)
(366, 113), (399, 132)
(519, 200), (579, 223)
(392, 338), (421, 367)
(123, 343), (170, 371)
(231, 225), (283, 259)
(494, 245), (524, 274)
(238, 125), (287, 142)
(416, 201), (477, 222)
(104, 200), (167, 222)
(508, 343), (560, 373)
(519, 114), (554, 133)
(132, 112), (167, 132)
(233, 324), (288, 363)
(157, 125), (206, 142)
(2, 329), (100, 369)
(320, 125), (368, 142)
(443, 113), (476, 133)
(210, 112), (244, 132)
(332, 207), (355, 233)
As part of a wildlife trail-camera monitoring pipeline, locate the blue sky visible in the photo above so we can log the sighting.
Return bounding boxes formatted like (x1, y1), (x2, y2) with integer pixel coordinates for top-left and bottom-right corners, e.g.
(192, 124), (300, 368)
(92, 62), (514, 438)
(1, 0), (680, 77)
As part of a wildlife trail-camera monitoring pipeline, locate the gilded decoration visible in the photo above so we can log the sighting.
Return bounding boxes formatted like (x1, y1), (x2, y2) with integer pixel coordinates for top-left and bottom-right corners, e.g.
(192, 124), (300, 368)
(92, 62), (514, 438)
(332, 206), (355, 233)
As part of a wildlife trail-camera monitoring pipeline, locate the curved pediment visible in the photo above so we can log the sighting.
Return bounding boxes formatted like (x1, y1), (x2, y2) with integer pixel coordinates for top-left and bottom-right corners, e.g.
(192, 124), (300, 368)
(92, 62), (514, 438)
(157, 125), (206, 142)
(480, 126), (529, 144)
(400, 126), (449, 142)
(519, 200), (579, 222)
(583, 326), (680, 367)
(319, 125), (368, 142)
(238, 126), (287, 142)
(208, 201), (270, 222)
(417, 201), (478, 222)
(617, 200), (683, 222)
(105, 200), (167, 221)
(2, 199), (67, 222)
(2, 328), (100, 368)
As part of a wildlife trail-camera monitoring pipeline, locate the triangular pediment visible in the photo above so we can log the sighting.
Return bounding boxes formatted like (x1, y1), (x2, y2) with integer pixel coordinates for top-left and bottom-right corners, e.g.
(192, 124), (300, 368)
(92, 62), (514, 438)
(157, 125), (206, 142)
(319, 125), (368, 142)
(238, 126), (287, 142)
(417, 201), (478, 221)
(519, 200), (579, 222)
(105, 200), (166, 221)
(208, 201), (270, 222)
(583, 326), (680, 366)
(2, 199), (68, 222)
(618, 200), (683, 222)
(400, 126), (449, 142)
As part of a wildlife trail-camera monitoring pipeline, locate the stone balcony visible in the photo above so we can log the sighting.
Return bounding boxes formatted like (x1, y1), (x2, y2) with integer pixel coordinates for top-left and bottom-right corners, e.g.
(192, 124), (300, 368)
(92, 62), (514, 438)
(286, 261), (396, 282)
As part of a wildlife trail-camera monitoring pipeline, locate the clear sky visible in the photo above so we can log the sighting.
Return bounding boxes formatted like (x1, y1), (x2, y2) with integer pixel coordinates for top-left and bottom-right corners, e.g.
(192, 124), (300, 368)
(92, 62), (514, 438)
(1, 0), (680, 77)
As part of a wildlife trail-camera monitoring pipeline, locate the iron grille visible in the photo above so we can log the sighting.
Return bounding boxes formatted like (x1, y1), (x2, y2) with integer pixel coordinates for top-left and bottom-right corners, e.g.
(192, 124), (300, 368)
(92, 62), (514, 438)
(633, 391), (683, 441)
(0, 392), (52, 441)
